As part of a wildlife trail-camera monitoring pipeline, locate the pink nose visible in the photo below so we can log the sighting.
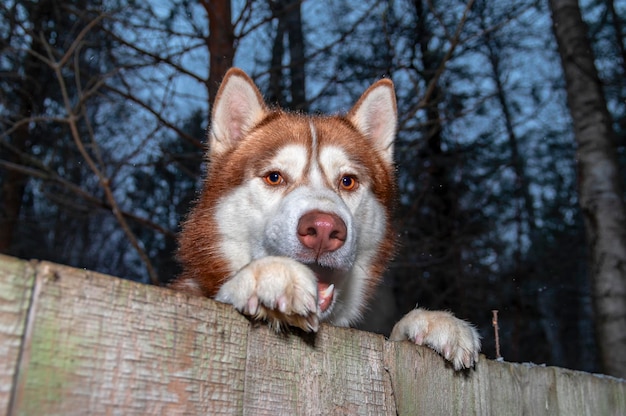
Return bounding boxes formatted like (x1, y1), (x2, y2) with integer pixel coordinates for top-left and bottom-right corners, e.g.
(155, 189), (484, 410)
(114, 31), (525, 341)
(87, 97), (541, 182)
(297, 211), (347, 254)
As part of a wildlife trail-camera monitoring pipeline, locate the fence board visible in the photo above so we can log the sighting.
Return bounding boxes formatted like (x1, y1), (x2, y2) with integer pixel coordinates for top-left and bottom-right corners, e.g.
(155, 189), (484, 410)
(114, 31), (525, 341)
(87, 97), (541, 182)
(0, 256), (35, 414)
(4, 255), (248, 416)
(243, 325), (394, 415)
(1, 254), (624, 416)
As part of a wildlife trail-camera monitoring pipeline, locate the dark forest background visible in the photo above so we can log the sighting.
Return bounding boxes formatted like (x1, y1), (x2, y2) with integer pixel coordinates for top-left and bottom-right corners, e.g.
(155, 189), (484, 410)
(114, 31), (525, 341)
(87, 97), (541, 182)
(1, 0), (625, 376)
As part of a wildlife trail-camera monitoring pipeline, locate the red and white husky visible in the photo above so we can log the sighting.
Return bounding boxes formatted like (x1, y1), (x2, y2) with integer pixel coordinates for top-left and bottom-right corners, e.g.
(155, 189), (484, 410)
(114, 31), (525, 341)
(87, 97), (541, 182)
(171, 68), (480, 370)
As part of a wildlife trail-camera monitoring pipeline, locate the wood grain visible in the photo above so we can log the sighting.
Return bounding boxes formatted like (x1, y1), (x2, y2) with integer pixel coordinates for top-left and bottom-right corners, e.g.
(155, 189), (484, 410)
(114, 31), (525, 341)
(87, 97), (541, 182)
(243, 325), (395, 415)
(0, 255), (35, 414)
(1, 255), (625, 415)
(9, 258), (249, 415)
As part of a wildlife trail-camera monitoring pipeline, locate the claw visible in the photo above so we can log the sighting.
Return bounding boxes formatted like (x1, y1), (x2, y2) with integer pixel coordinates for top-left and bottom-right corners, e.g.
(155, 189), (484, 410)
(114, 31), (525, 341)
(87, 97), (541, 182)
(306, 314), (320, 332)
(318, 283), (335, 312)
(277, 295), (288, 313)
(463, 353), (472, 368)
(246, 295), (259, 315)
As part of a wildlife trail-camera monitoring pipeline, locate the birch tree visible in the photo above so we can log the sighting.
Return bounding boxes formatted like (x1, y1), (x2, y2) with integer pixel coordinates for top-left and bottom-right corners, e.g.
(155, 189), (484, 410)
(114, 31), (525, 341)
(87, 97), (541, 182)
(549, 0), (626, 378)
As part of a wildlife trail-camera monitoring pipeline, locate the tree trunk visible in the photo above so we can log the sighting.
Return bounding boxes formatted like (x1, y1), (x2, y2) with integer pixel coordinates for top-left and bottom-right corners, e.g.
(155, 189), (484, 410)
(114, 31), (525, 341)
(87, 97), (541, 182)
(285, 1), (306, 111)
(0, 140), (28, 253)
(0, 1), (56, 254)
(549, 0), (626, 378)
(202, 0), (234, 112)
(268, 0), (287, 107)
(414, 0), (459, 311)
(268, 0), (307, 111)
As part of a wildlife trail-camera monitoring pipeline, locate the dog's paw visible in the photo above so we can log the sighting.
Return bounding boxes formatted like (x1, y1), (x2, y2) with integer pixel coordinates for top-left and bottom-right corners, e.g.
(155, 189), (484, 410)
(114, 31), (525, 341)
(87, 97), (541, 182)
(390, 308), (480, 370)
(215, 256), (320, 332)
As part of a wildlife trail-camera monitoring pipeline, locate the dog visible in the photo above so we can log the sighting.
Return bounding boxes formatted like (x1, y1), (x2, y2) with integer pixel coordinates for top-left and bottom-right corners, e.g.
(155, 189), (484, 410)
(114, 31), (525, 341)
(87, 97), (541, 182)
(170, 68), (480, 370)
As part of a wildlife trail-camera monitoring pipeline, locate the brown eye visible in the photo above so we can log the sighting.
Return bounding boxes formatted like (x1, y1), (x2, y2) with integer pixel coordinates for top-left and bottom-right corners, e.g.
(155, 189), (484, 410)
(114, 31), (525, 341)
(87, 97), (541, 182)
(264, 171), (284, 186)
(340, 175), (358, 191)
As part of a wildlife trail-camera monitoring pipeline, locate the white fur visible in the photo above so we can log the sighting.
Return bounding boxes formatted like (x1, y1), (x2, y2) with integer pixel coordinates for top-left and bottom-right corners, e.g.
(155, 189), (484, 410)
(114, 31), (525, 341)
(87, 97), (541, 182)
(215, 256), (319, 331)
(203, 70), (481, 369)
(390, 309), (481, 370)
(213, 139), (388, 326)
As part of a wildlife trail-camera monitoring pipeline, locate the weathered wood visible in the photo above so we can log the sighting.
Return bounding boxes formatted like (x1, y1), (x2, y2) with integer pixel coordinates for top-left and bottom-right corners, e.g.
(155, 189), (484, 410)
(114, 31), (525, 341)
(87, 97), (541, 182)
(1, 254), (625, 415)
(243, 325), (394, 415)
(386, 340), (626, 415)
(0, 256), (35, 415)
(4, 255), (248, 415)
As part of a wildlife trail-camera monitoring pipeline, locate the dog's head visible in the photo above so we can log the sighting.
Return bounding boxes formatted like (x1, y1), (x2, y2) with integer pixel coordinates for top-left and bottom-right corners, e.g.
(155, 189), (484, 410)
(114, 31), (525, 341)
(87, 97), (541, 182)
(179, 68), (397, 322)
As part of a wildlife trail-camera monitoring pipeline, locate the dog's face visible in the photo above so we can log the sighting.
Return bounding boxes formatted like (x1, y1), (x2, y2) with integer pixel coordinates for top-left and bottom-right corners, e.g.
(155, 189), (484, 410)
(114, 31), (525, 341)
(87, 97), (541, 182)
(178, 69), (397, 324)
(209, 112), (395, 319)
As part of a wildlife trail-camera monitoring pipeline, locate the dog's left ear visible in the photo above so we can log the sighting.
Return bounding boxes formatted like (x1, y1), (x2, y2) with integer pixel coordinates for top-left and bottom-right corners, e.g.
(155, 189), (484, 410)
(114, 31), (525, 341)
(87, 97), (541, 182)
(347, 79), (397, 164)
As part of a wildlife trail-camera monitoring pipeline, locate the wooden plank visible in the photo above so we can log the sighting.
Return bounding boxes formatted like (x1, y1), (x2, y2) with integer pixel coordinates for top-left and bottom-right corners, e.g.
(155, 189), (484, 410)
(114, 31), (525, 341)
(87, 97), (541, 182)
(10, 260), (249, 416)
(1, 255), (625, 415)
(554, 367), (626, 416)
(387, 340), (556, 416)
(243, 324), (395, 415)
(386, 340), (488, 415)
(385, 340), (626, 416)
(0, 255), (36, 414)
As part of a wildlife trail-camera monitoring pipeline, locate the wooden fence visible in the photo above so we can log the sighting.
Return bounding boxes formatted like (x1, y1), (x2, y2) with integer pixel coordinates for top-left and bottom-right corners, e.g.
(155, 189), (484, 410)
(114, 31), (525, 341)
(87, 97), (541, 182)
(1, 253), (625, 415)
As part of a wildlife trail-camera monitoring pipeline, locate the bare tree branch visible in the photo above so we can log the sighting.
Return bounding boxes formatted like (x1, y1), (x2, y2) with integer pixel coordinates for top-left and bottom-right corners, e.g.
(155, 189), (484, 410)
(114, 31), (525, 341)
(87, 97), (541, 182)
(39, 29), (160, 285)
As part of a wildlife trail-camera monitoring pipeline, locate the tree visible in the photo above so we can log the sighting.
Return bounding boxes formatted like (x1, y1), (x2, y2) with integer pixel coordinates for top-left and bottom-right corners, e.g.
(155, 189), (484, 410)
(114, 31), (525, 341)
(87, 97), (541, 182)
(267, 0), (307, 110)
(201, 0), (234, 109)
(0, 0), (88, 252)
(549, 0), (626, 378)
(0, 1), (209, 283)
(0, 0), (119, 264)
(130, 110), (205, 284)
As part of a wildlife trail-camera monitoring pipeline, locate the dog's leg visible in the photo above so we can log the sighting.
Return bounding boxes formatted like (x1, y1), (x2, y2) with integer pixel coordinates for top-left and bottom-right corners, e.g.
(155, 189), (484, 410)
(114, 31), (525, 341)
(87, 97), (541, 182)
(390, 309), (480, 370)
(215, 256), (320, 332)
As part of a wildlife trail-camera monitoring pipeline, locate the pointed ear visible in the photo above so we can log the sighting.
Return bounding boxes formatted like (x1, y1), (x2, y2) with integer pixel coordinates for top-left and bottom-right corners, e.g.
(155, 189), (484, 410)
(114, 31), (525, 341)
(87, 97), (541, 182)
(209, 68), (268, 155)
(347, 79), (397, 164)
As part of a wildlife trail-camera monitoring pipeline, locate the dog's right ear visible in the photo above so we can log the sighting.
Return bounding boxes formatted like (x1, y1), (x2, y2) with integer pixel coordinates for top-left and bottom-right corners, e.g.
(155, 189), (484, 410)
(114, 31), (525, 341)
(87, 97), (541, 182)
(209, 68), (267, 155)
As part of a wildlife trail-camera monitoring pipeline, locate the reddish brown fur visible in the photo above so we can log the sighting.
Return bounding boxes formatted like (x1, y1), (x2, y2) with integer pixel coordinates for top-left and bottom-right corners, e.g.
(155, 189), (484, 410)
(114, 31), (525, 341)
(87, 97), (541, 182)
(174, 80), (396, 310)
